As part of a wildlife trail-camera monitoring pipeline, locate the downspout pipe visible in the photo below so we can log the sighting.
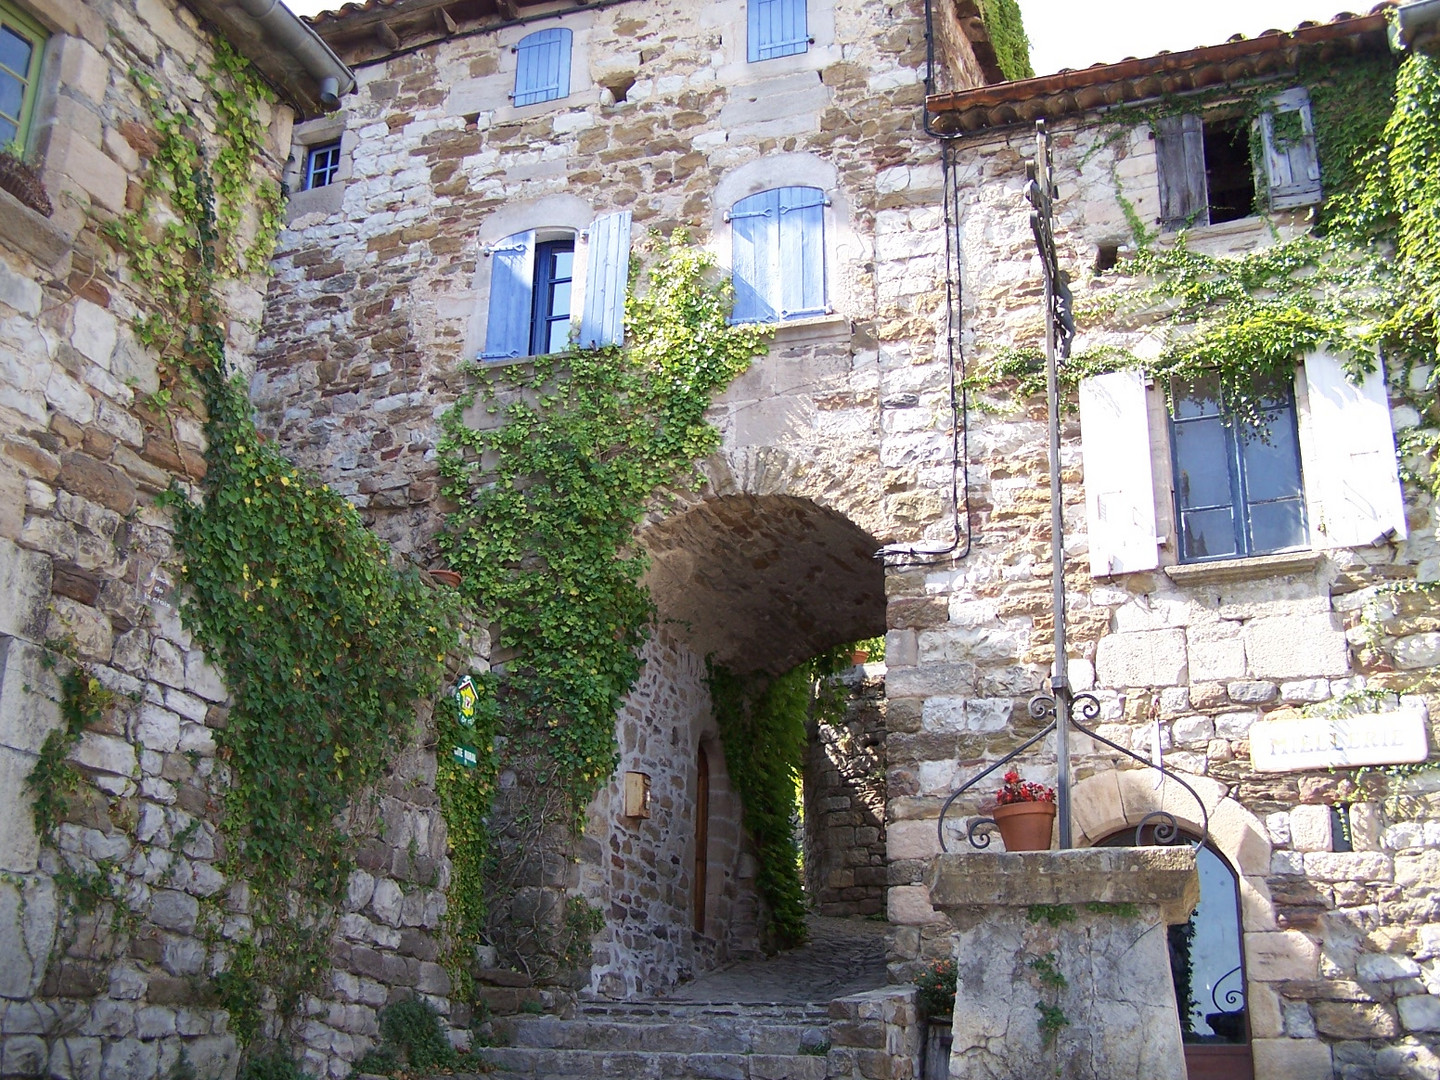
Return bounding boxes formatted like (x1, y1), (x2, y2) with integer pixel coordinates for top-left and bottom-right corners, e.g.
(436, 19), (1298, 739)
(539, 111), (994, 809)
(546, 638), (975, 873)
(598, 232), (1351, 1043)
(230, 0), (356, 108)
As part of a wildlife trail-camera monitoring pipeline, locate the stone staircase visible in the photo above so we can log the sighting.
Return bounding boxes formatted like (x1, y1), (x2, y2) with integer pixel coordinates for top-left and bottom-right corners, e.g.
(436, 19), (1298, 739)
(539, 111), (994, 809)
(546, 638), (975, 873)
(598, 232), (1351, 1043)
(475, 991), (919, 1080)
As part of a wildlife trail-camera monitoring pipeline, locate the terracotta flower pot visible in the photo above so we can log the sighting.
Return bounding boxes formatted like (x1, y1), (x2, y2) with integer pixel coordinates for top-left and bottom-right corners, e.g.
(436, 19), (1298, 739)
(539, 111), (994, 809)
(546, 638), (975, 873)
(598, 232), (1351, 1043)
(429, 569), (462, 587)
(993, 801), (1056, 851)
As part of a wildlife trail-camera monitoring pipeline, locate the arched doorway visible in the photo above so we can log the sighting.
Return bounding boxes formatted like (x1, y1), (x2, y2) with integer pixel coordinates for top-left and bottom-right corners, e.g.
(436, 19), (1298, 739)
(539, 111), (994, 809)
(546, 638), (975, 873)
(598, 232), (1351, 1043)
(1100, 829), (1253, 1080)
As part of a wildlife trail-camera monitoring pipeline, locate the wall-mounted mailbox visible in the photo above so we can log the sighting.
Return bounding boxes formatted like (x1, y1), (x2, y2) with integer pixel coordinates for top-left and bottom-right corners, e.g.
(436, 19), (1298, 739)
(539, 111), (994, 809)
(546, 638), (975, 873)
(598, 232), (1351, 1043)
(623, 771), (651, 818)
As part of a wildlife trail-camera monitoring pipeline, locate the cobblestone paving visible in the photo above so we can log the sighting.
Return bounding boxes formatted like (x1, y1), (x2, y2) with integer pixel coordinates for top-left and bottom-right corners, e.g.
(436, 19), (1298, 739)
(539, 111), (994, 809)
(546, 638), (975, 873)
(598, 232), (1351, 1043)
(658, 915), (889, 1004)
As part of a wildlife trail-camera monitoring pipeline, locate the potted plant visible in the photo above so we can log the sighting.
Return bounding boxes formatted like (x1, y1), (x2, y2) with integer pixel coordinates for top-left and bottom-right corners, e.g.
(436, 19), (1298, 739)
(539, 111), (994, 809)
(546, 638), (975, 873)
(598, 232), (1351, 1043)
(992, 769), (1056, 851)
(915, 957), (956, 1080)
(0, 145), (51, 216)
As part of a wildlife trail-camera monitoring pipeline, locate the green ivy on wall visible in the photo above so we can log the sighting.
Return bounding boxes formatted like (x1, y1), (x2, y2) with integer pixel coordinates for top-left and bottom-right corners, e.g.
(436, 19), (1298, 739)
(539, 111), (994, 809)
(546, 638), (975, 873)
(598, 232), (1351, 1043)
(436, 232), (769, 974)
(95, 39), (463, 1054)
(974, 48), (1440, 492)
(979, 0), (1034, 82)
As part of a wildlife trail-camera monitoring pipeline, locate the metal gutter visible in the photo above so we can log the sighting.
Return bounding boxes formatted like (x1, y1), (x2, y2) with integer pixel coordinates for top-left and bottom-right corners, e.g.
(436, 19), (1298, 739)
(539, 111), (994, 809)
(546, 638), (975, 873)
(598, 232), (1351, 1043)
(229, 0), (356, 107)
(1392, 0), (1440, 49)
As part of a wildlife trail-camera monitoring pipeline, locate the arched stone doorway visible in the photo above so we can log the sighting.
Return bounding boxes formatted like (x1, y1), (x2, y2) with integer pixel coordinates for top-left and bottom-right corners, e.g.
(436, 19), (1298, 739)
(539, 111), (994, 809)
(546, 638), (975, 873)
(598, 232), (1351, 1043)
(1074, 769), (1276, 1080)
(577, 492), (887, 997)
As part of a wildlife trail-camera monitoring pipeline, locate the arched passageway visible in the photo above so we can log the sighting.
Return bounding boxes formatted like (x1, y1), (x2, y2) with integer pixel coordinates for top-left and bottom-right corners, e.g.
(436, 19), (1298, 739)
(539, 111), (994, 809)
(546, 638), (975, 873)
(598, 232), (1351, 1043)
(579, 493), (888, 998)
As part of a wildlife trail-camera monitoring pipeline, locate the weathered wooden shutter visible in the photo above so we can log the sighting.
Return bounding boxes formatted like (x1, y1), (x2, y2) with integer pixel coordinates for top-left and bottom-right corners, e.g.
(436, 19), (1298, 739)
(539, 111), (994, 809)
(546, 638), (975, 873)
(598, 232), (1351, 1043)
(579, 210), (632, 348)
(512, 28), (571, 106)
(748, 0), (809, 62)
(480, 231), (534, 360)
(1154, 114), (1208, 231)
(777, 186), (826, 319)
(729, 189), (779, 323)
(1257, 87), (1322, 210)
(1079, 370), (1160, 576)
(1301, 350), (1406, 548)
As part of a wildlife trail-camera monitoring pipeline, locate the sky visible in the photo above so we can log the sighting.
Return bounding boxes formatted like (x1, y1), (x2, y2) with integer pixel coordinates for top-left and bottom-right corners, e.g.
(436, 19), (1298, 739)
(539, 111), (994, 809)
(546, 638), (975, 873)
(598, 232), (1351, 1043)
(281, 0), (1366, 76)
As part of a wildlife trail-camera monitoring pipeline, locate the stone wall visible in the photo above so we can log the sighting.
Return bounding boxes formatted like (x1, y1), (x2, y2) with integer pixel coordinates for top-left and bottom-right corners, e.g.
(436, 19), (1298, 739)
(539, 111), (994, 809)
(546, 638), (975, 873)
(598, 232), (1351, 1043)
(882, 109), (1440, 1078)
(0, 3), (482, 1078)
(805, 669), (887, 916)
(579, 628), (757, 998)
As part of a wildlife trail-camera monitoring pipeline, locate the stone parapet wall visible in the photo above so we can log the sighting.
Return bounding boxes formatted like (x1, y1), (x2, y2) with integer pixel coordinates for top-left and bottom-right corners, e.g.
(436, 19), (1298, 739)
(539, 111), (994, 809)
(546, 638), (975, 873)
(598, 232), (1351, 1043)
(805, 670), (887, 916)
(882, 115), (1440, 1077)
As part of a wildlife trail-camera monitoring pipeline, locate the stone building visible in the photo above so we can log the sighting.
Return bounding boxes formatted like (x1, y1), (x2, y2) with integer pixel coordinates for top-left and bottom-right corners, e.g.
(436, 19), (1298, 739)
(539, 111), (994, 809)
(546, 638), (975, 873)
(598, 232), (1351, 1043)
(0, 3), (470, 1079)
(904, 8), (1440, 1079)
(4, 0), (1440, 1079)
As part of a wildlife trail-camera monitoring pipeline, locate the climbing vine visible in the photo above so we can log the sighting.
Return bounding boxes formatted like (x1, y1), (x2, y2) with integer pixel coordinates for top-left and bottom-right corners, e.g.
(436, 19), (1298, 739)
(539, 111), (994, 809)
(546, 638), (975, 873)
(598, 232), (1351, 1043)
(978, 0), (1033, 82)
(99, 40), (462, 1053)
(436, 232), (769, 972)
(972, 46), (1440, 498)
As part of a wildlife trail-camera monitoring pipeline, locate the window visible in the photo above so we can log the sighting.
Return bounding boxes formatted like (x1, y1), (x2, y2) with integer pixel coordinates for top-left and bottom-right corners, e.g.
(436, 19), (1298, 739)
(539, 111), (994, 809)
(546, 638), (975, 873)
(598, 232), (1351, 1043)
(1169, 374), (1307, 563)
(1154, 89), (1320, 231)
(479, 210), (632, 361)
(748, 0), (809, 62)
(728, 186), (826, 324)
(529, 239), (573, 356)
(303, 141), (341, 190)
(0, 1), (46, 150)
(1077, 352), (1407, 577)
(512, 28), (571, 107)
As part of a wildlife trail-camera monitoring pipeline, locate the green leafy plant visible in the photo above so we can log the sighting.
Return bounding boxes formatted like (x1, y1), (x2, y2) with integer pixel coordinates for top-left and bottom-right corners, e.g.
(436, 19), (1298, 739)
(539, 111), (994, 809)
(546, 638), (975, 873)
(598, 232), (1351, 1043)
(436, 231), (769, 974)
(915, 956), (958, 1020)
(977, 0), (1034, 81)
(1025, 904), (1076, 927)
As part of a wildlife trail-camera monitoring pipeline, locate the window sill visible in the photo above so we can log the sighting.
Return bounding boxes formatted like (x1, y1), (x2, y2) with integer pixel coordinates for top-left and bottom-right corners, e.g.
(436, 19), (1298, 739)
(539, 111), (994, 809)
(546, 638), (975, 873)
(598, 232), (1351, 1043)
(1163, 550), (1324, 586)
(0, 186), (72, 270)
(767, 313), (851, 346)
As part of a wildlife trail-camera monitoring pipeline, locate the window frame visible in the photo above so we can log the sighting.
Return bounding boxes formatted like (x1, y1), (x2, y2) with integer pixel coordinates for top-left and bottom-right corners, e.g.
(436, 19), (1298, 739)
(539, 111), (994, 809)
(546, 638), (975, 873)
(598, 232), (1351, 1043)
(529, 237), (575, 357)
(303, 140), (341, 191)
(1167, 375), (1309, 564)
(0, 0), (47, 152)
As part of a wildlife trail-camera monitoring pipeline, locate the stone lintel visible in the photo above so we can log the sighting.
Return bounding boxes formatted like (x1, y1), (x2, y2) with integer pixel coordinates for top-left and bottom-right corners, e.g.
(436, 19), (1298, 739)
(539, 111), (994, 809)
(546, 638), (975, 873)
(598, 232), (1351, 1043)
(928, 846), (1199, 925)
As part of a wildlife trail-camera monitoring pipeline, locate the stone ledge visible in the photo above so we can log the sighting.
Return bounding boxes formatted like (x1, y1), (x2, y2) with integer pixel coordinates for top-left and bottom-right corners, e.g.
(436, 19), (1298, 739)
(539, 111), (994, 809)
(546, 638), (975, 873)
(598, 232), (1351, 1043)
(769, 312), (851, 346)
(1163, 550), (1324, 586)
(928, 847), (1199, 924)
(0, 187), (72, 271)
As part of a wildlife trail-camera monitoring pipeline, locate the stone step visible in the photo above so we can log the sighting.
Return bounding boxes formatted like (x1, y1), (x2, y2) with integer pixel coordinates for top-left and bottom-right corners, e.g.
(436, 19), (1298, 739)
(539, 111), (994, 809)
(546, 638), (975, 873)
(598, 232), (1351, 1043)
(495, 1015), (829, 1055)
(474, 1046), (829, 1079)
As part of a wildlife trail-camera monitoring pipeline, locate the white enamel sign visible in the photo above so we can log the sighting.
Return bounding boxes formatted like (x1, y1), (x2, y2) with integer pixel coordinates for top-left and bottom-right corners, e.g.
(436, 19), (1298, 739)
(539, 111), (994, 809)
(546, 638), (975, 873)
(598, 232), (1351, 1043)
(1249, 706), (1430, 773)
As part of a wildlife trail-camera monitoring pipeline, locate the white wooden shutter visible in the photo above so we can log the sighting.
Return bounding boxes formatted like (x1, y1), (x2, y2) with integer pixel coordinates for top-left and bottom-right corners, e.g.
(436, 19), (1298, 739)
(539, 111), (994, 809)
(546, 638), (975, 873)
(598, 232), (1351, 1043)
(479, 231), (534, 361)
(1301, 350), (1406, 548)
(729, 189), (779, 323)
(1079, 370), (1160, 576)
(1154, 114), (1208, 231)
(749, 0), (809, 62)
(579, 210), (632, 348)
(1257, 88), (1322, 210)
(777, 186), (826, 319)
(512, 28), (571, 106)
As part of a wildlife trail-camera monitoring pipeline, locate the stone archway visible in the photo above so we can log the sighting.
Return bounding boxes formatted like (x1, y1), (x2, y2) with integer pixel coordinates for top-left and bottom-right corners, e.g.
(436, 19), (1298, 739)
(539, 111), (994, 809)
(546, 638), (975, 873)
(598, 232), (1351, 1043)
(578, 481), (888, 998)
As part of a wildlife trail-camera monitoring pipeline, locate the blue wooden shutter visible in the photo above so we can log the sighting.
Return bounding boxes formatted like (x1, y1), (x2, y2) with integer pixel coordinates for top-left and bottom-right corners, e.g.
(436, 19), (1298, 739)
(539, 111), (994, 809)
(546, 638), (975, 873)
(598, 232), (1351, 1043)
(777, 186), (826, 318)
(748, 0), (808, 62)
(480, 231), (534, 360)
(579, 210), (632, 348)
(1257, 88), (1322, 210)
(729, 190), (780, 323)
(513, 28), (571, 106)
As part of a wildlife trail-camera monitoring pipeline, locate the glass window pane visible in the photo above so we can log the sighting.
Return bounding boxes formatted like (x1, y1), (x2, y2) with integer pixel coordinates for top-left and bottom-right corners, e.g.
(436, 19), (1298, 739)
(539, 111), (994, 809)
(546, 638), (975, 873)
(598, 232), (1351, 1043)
(1172, 418), (1232, 509)
(0, 27), (31, 81)
(0, 116), (15, 146)
(549, 280), (570, 319)
(546, 316), (570, 354)
(1239, 409), (1302, 502)
(1182, 507), (1238, 560)
(0, 70), (22, 122)
(1173, 374), (1222, 418)
(553, 249), (572, 279)
(1249, 499), (1306, 553)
